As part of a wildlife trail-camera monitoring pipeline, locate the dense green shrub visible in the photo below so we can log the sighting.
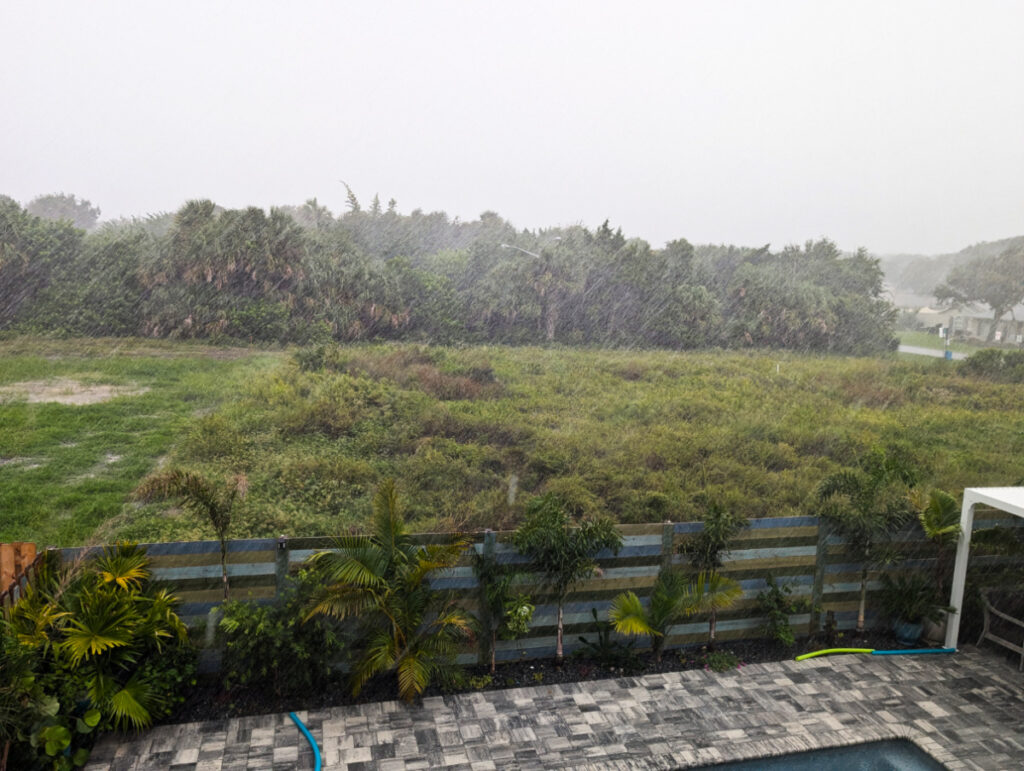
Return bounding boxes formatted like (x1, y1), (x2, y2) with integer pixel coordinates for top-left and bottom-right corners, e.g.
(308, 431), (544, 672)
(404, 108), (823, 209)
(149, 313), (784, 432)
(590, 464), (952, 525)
(7, 545), (196, 769)
(756, 574), (808, 646)
(959, 348), (1024, 383)
(218, 570), (347, 699)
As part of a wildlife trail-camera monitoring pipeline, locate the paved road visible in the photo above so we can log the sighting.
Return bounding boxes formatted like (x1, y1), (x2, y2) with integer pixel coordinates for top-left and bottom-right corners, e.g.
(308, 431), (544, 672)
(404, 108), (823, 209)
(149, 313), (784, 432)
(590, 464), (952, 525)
(898, 344), (968, 360)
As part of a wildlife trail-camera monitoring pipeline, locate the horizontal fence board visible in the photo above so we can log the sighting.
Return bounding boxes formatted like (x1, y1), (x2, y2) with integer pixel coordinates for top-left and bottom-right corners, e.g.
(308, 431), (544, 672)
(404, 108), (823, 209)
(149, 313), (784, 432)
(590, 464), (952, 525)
(15, 510), (1023, 670)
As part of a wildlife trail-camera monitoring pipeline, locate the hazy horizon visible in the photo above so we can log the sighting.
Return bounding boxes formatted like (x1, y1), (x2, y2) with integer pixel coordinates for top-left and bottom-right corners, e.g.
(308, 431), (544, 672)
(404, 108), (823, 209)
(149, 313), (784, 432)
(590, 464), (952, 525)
(4, 1), (1023, 256)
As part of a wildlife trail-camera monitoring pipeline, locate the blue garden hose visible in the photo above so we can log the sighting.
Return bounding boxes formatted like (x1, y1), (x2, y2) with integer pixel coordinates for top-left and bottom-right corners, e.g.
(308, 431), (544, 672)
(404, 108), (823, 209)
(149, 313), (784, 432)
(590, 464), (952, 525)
(871, 647), (955, 656)
(289, 711), (322, 771)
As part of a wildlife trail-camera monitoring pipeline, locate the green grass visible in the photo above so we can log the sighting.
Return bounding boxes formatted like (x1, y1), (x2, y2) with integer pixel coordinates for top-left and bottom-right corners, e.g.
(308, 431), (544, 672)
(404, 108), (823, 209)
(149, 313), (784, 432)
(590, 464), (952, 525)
(0, 338), (282, 545)
(897, 330), (995, 354)
(4, 339), (1023, 546)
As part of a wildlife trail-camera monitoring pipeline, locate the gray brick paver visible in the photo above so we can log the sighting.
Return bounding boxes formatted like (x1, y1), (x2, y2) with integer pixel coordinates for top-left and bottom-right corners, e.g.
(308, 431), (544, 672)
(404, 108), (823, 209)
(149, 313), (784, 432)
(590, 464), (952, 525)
(85, 647), (1022, 770)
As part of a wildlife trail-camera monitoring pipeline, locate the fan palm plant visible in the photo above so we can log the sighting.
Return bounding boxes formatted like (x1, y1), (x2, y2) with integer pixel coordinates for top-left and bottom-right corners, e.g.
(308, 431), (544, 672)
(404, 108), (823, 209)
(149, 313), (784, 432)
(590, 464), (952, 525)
(304, 479), (472, 702)
(609, 568), (699, 662)
(8, 541), (192, 762)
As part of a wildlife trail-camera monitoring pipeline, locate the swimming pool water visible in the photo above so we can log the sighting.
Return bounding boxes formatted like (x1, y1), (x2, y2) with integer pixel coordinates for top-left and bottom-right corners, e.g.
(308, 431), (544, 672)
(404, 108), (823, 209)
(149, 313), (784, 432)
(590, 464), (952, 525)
(693, 739), (947, 770)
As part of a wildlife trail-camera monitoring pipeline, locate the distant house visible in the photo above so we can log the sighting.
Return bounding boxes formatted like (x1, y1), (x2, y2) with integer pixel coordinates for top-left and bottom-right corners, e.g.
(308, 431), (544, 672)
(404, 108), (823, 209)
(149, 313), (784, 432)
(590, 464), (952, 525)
(913, 305), (1024, 345)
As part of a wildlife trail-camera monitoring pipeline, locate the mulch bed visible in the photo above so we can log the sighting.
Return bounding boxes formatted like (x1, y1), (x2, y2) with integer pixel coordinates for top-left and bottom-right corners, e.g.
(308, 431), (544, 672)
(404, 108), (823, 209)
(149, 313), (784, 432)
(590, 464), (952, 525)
(165, 629), (902, 725)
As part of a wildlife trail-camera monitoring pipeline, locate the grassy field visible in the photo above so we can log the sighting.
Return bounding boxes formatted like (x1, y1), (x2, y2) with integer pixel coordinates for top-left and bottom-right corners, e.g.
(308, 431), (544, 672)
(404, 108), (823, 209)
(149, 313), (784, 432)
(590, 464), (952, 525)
(2, 338), (1022, 546)
(0, 338), (281, 546)
(896, 330), (982, 354)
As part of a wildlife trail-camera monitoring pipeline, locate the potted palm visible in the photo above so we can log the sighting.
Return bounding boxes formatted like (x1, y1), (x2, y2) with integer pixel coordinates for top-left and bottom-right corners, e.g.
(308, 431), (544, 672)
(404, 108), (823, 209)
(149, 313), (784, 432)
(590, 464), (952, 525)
(879, 572), (952, 646)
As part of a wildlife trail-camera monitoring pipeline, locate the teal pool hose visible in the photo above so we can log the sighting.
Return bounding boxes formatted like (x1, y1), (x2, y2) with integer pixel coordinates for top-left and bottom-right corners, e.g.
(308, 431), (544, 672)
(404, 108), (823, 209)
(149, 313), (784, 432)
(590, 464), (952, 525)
(871, 648), (955, 656)
(289, 711), (322, 771)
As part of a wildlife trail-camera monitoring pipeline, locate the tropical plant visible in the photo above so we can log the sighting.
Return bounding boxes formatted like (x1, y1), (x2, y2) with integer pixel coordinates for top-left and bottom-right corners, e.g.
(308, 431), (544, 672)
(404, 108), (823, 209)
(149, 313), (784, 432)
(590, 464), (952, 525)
(678, 497), (747, 573)
(574, 608), (637, 671)
(878, 572), (950, 626)
(687, 571), (743, 651)
(910, 488), (961, 590)
(218, 570), (347, 700)
(303, 479), (472, 702)
(609, 567), (700, 662)
(816, 446), (917, 633)
(470, 548), (534, 674)
(0, 617), (45, 771)
(7, 544), (194, 769)
(756, 574), (808, 647)
(133, 470), (248, 600)
(512, 494), (622, 663)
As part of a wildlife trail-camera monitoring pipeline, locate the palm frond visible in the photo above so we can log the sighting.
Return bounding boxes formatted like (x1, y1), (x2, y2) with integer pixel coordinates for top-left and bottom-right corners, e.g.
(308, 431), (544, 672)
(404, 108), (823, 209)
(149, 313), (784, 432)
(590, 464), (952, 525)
(106, 674), (154, 732)
(60, 591), (136, 665)
(309, 546), (388, 588)
(609, 591), (657, 637)
(396, 654), (431, 702)
(94, 543), (150, 591)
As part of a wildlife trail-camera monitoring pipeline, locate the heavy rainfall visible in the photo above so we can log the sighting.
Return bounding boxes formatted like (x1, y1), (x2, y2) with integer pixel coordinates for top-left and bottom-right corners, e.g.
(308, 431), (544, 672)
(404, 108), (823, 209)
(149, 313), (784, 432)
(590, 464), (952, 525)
(2, 4), (1024, 768)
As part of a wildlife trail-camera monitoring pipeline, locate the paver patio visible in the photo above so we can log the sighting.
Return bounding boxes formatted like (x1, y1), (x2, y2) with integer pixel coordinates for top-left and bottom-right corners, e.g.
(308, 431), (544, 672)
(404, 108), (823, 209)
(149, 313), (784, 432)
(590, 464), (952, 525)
(85, 645), (1023, 770)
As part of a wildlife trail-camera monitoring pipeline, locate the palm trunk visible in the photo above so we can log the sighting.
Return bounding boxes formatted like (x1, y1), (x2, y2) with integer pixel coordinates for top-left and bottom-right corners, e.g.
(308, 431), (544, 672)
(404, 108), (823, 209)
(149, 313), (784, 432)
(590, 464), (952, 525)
(2, 738), (10, 771)
(708, 609), (717, 651)
(490, 630), (497, 674)
(857, 567), (867, 633)
(220, 539), (230, 601)
(555, 603), (564, 663)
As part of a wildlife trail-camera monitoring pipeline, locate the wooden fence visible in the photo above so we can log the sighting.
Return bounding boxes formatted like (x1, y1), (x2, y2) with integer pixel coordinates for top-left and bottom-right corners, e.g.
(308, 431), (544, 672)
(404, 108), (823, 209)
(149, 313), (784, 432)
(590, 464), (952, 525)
(36, 510), (1024, 663)
(0, 542), (43, 613)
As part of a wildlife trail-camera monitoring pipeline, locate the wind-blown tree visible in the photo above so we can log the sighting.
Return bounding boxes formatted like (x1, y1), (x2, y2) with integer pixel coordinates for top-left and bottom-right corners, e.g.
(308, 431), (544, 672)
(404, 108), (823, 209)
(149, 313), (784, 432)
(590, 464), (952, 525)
(133, 470), (247, 600)
(816, 447), (917, 633)
(0, 197), (84, 329)
(609, 568), (700, 662)
(25, 192), (101, 230)
(935, 245), (1024, 341)
(303, 480), (472, 702)
(512, 494), (622, 663)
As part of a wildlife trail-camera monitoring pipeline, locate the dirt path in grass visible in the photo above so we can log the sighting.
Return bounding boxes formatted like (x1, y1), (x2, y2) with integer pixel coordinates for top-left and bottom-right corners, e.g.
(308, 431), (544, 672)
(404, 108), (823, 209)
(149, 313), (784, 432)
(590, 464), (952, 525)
(0, 378), (149, 405)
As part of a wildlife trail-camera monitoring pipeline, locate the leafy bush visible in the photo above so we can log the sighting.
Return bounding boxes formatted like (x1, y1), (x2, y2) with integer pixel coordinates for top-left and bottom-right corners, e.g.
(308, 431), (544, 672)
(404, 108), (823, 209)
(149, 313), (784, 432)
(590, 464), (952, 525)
(959, 348), (1024, 383)
(218, 570), (347, 698)
(8, 545), (196, 769)
(574, 609), (638, 671)
(756, 574), (808, 646)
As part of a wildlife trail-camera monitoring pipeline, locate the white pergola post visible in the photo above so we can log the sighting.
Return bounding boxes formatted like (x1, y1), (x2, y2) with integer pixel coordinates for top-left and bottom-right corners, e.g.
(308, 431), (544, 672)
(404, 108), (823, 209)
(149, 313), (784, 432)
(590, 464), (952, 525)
(945, 487), (1024, 650)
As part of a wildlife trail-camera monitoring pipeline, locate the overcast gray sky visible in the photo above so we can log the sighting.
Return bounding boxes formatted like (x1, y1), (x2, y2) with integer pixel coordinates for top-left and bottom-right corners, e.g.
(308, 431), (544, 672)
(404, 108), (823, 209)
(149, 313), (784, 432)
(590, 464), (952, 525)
(3, 0), (1022, 255)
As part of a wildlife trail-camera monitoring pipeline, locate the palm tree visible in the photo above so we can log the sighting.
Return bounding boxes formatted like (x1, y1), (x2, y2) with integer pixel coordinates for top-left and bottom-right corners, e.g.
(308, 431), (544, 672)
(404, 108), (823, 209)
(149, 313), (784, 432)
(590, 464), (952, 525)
(134, 470), (247, 600)
(609, 568), (699, 662)
(910, 488), (961, 590)
(816, 447), (916, 633)
(512, 494), (622, 663)
(688, 572), (743, 651)
(304, 479), (472, 702)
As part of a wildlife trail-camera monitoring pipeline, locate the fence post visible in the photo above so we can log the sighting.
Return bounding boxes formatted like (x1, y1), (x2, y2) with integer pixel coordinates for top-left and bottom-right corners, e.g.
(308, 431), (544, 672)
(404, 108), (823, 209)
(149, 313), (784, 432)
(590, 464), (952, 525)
(810, 517), (828, 635)
(661, 521), (675, 571)
(275, 535), (290, 598)
(483, 528), (496, 559)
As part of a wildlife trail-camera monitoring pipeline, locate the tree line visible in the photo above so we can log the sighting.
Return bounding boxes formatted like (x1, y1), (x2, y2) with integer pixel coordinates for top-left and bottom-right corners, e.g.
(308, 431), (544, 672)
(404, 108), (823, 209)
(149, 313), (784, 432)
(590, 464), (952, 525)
(0, 191), (898, 353)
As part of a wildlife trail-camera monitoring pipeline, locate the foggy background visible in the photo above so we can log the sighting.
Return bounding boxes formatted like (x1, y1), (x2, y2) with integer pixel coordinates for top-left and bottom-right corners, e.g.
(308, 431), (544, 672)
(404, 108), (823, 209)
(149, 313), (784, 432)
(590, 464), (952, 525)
(3, 0), (1022, 254)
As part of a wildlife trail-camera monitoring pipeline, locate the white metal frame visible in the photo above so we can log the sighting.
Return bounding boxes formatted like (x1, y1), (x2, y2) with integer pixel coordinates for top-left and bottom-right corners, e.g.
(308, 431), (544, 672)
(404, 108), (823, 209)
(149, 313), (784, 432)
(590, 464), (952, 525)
(945, 487), (1024, 649)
